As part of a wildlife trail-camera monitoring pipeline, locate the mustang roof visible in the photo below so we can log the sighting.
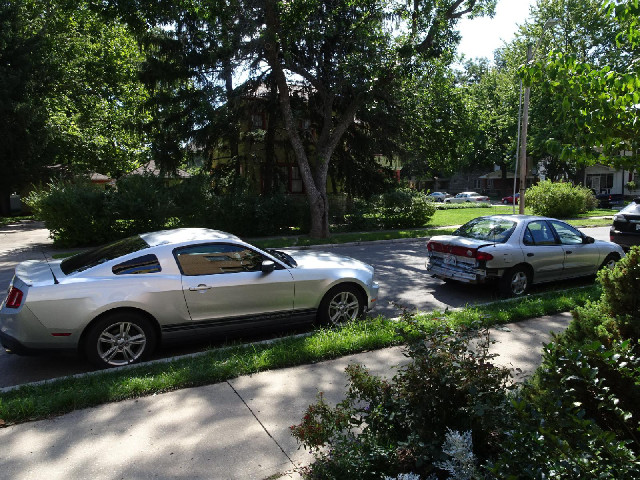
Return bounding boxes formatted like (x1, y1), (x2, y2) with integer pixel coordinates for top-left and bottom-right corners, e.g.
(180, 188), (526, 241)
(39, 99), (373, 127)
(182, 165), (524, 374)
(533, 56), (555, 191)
(141, 228), (240, 247)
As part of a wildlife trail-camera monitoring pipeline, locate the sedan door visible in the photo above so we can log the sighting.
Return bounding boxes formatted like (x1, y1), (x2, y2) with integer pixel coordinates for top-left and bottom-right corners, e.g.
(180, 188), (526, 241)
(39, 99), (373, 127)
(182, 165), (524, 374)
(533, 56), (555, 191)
(520, 220), (565, 283)
(174, 243), (295, 332)
(549, 220), (600, 277)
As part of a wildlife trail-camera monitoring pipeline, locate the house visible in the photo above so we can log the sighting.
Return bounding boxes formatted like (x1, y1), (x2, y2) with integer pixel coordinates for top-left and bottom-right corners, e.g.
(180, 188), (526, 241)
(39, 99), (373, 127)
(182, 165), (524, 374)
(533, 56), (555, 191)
(477, 167), (536, 197)
(582, 163), (639, 196)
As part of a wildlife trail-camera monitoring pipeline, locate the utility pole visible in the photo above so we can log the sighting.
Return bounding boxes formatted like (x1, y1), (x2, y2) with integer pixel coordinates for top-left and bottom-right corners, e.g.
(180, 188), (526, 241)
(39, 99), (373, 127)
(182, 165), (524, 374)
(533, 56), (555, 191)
(519, 44), (532, 215)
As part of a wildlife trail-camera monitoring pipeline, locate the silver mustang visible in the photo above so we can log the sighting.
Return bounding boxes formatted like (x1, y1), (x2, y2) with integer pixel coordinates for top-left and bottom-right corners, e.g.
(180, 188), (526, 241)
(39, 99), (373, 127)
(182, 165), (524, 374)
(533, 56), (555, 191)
(426, 215), (624, 296)
(0, 228), (379, 368)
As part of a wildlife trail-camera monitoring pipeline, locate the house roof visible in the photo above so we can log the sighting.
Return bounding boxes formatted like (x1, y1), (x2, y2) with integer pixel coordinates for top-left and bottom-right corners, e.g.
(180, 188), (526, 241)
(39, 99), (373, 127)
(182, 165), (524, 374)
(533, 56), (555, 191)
(128, 160), (191, 178)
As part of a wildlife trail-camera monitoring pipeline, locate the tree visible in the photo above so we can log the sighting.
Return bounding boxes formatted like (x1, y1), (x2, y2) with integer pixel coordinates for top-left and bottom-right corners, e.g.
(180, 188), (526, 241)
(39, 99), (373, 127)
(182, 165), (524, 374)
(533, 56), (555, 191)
(0, 0), (150, 214)
(263, 0), (497, 237)
(105, 0), (496, 237)
(524, 0), (639, 173)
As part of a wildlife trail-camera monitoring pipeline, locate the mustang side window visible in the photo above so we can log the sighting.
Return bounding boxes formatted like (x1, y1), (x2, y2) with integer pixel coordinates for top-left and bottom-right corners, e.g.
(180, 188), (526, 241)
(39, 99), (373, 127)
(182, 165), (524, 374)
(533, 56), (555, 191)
(112, 254), (161, 275)
(175, 244), (264, 276)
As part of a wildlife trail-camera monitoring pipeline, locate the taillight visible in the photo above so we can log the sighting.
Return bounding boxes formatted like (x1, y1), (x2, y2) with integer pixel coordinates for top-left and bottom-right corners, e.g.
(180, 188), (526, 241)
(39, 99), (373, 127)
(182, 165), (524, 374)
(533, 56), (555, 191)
(476, 251), (494, 261)
(5, 287), (23, 308)
(427, 241), (444, 252)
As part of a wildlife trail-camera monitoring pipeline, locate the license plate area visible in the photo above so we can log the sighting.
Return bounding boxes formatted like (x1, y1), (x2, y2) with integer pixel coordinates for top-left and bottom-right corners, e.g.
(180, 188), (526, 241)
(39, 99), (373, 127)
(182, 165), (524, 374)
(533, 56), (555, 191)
(444, 254), (457, 266)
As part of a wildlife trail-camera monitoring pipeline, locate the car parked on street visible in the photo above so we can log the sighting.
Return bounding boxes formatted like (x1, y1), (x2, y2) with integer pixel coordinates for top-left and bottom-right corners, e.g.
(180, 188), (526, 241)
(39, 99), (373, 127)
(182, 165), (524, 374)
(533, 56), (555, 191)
(427, 191), (450, 202)
(0, 228), (379, 368)
(444, 192), (490, 204)
(426, 215), (624, 296)
(610, 197), (640, 251)
(596, 192), (625, 209)
(501, 193), (519, 205)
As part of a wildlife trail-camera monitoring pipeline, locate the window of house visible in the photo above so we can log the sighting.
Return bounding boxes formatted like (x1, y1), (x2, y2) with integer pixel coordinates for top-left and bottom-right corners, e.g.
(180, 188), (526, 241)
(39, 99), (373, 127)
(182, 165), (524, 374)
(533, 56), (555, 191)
(586, 173), (614, 192)
(275, 165), (304, 194)
(251, 113), (265, 129)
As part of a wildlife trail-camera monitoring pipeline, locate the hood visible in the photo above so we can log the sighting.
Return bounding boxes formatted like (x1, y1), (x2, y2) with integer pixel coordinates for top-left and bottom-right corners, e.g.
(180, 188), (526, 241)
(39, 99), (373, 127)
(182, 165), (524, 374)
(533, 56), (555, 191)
(15, 259), (63, 286)
(287, 250), (373, 273)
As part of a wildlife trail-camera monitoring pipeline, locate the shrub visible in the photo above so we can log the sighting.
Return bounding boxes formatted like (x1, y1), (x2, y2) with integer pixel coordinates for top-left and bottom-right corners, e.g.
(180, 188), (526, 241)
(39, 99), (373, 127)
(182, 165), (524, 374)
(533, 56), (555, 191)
(345, 189), (436, 230)
(291, 320), (512, 479)
(596, 245), (640, 340)
(490, 339), (640, 479)
(526, 180), (597, 218)
(25, 180), (115, 246)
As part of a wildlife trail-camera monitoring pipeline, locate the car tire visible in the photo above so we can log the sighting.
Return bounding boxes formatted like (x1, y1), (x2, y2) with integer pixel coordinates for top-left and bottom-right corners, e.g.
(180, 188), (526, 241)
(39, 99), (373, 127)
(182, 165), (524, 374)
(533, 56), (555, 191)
(500, 266), (530, 297)
(317, 284), (364, 326)
(599, 253), (620, 271)
(84, 312), (157, 368)
(502, 199), (508, 204)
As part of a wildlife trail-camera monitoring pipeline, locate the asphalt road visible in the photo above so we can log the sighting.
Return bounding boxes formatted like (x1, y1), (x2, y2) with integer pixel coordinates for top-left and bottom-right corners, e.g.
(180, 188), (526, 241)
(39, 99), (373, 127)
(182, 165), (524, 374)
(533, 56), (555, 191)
(0, 223), (611, 389)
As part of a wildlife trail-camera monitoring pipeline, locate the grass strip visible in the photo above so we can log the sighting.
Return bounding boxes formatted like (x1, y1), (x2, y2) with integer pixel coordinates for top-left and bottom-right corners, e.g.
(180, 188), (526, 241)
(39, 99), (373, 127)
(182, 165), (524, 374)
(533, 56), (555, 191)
(0, 284), (600, 426)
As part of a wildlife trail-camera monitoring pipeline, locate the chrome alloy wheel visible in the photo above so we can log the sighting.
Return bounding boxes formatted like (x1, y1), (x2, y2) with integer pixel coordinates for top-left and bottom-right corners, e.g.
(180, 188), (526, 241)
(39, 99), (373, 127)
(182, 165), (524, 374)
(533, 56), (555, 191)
(328, 291), (361, 325)
(510, 271), (528, 295)
(97, 321), (147, 366)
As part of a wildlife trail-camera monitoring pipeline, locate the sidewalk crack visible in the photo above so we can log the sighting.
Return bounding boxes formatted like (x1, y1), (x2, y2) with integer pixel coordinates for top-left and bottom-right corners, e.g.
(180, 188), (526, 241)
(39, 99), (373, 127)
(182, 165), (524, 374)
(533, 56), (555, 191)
(226, 380), (296, 467)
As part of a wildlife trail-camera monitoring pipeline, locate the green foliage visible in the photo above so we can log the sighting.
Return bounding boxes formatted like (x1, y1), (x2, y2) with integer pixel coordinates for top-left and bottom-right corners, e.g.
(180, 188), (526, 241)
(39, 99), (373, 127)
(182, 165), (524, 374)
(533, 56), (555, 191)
(597, 245), (640, 340)
(25, 180), (114, 246)
(346, 189), (436, 230)
(0, 1), (150, 204)
(291, 321), (512, 479)
(526, 180), (597, 217)
(491, 339), (640, 479)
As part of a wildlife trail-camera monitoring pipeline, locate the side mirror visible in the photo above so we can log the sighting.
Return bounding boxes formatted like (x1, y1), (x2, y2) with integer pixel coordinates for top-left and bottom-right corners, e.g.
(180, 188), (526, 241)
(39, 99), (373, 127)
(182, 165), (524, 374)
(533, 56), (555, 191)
(261, 260), (276, 273)
(584, 236), (595, 244)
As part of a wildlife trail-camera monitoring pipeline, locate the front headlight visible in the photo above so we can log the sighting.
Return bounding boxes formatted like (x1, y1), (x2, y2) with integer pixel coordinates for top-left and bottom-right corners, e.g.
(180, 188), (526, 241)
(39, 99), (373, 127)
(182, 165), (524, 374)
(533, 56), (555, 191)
(613, 214), (627, 222)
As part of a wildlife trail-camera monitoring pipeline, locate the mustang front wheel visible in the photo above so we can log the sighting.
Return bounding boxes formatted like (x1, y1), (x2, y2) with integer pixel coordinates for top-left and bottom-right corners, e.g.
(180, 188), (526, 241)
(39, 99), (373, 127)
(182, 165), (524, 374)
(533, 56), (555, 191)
(318, 285), (364, 326)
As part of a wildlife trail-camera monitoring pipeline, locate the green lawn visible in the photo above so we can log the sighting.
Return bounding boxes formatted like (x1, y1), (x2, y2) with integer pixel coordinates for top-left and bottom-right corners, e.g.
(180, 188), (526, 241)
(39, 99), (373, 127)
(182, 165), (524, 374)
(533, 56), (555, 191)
(249, 206), (613, 249)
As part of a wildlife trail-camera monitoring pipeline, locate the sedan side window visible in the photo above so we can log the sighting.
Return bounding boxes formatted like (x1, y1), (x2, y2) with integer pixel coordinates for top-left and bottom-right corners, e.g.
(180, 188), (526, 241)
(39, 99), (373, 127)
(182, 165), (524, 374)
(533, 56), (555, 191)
(112, 254), (161, 275)
(175, 244), (265, 276)
(524, 221), (557, 246)
(549, 221), (584, 245)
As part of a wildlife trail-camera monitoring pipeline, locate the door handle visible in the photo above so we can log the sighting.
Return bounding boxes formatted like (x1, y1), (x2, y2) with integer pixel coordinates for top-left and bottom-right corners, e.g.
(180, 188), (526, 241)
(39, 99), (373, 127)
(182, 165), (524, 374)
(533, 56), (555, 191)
(189, 284), (212, 291)
(527, 253), (534, 257)
(566, 251), (572, 255)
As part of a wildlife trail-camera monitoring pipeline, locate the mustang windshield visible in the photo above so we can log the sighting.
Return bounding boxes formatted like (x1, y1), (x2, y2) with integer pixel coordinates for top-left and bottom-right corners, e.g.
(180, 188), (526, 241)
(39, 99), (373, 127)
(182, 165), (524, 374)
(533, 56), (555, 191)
(454, 217), (516, 243)
(61, 236), (150, 275)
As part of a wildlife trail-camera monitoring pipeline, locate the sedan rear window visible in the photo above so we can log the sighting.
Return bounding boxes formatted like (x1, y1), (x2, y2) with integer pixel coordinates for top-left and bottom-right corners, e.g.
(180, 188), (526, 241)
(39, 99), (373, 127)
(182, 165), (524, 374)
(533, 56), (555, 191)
(454, 217), (516, 243)
(61, 236), (150, 275)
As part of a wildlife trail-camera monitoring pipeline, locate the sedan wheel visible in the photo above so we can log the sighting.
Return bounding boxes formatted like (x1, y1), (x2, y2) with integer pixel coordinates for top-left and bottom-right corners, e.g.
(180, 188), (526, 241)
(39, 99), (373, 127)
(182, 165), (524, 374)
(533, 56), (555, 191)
(318, 285), (364, 326)
(500, 267), (530, 296)
(503, 199), (508, 204)
(599, 253), (620, 271)
(85, 313), (156, 368)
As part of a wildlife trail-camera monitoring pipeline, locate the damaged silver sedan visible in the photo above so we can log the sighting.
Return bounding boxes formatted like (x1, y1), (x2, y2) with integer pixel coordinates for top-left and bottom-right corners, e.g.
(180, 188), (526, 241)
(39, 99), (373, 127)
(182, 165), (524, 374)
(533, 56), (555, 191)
(426, 215), (624, 296)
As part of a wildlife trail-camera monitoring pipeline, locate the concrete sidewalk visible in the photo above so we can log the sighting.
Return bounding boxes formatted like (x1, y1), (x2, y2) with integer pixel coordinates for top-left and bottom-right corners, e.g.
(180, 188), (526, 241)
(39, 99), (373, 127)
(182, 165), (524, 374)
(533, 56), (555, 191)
(0, 313), (572, 480)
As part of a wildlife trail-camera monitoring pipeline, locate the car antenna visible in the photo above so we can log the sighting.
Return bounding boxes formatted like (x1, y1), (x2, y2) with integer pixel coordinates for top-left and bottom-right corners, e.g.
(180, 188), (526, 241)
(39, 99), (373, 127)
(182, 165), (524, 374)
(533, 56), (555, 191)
(41, 250), (59, 284)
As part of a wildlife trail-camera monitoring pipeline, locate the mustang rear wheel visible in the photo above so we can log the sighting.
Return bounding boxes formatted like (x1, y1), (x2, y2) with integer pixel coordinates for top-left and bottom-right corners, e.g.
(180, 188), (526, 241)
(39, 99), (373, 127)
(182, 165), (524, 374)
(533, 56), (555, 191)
(500, 266), (530, 296)
(318, 285), (364, 326)
(85, 312), (156, 368)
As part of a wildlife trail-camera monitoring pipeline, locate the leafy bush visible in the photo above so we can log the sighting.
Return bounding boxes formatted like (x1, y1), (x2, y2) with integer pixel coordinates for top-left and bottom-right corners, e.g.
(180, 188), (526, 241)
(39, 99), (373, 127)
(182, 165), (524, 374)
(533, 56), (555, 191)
(526, 180), (597, 218)
(25, 180), (115, 246)
(597, 245), (640, 340)
(291, 320), (512, 479)
(490, 339), (640, 479)
(345, 189), (436, 230)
